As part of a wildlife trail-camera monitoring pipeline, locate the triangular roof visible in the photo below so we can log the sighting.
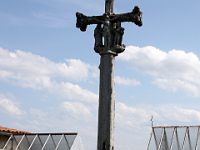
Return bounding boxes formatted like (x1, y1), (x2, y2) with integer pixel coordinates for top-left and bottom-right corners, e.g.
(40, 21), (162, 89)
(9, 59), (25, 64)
(0, 126), (84, 149)
(147, 125), (200, 150)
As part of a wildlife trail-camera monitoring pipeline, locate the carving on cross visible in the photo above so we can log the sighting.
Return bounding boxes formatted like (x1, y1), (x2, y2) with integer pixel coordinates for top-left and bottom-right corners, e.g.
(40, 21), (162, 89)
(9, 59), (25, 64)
(76, 6), (142, 55)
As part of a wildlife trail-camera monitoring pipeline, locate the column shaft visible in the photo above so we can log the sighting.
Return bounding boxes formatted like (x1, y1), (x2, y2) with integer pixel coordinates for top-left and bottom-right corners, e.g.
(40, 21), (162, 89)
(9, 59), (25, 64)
(97, 54), (115, 150)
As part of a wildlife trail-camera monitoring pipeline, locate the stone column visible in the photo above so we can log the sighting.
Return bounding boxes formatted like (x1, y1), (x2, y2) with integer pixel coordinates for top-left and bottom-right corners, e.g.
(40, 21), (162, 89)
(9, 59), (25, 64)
(97, 53), (115, 150)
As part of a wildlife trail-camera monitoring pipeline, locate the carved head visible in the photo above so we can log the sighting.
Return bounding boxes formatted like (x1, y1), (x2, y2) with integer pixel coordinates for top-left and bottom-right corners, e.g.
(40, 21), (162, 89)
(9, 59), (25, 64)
(76, 12), (88, 31)
(132, 6), (143, 27)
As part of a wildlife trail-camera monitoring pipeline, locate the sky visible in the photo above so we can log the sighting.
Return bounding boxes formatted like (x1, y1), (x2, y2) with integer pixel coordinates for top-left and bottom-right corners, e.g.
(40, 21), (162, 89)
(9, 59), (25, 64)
(0, 0), (200, 149)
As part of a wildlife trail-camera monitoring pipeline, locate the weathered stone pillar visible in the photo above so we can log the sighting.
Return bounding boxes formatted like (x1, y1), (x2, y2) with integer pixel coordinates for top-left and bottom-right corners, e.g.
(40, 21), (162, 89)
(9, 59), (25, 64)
(98, 54), (115, 150)
(75, 1), (142, 149)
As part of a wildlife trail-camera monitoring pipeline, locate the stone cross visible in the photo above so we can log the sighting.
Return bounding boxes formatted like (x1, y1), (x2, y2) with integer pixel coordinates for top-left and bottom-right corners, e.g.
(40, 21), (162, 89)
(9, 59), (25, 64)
(76, 0), (142, 150)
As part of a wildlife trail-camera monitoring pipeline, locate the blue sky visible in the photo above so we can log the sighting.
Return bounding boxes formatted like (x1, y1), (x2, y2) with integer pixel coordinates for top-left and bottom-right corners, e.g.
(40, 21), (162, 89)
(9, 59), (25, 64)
(1, 0), (200, 149)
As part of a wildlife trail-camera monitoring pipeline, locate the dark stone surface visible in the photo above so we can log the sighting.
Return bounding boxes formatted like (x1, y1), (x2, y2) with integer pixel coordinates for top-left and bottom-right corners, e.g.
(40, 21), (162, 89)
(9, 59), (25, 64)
(76, 4), (142, 55)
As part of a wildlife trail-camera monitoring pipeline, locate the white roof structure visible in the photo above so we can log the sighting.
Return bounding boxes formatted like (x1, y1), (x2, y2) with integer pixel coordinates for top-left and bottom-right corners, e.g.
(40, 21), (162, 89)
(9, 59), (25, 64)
(147, 126), (200, 150)
(1, 133), (84, 150)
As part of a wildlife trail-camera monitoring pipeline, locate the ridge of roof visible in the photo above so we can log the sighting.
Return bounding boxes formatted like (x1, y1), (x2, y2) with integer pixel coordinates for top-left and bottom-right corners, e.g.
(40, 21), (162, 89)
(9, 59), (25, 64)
(0, 125), (31, 135)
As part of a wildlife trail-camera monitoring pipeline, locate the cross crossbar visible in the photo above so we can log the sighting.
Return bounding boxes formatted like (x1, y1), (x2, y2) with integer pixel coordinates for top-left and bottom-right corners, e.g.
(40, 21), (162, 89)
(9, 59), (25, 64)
(76, 6), (142, 32)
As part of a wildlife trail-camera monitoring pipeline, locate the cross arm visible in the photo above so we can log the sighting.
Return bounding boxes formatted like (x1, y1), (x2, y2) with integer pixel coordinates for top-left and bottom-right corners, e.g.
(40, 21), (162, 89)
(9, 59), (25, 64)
(111, 6), (142, 27)
(76, 12), (104, 32)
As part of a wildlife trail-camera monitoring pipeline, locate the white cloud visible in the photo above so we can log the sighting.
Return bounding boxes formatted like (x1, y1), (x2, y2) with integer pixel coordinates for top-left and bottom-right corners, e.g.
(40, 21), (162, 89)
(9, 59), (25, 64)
(0, 47), (98, 103)
(58, 82), (98, 103)
(116, 102), (200, 131)
(115, 76), (141, 86)
(0, 70), (12, 78)
(0, 94), (23, 115)
(119, 45), (200, 96)
(59, 59), (89, 80)
(63, 102), (91, 118)
(157, 105), (200, 123)
(116, 102), (151, 128)
(0, 48), (90, 84)
(154, 78), (200, 96)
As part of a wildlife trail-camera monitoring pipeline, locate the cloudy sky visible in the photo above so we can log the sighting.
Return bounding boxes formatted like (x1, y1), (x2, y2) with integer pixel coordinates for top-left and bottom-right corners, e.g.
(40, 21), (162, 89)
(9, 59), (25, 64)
(1, 0), (200, 149)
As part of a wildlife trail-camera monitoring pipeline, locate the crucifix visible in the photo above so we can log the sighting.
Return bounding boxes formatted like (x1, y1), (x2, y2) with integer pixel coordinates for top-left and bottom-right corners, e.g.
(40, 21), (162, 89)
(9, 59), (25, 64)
(76, 0), (142, 150)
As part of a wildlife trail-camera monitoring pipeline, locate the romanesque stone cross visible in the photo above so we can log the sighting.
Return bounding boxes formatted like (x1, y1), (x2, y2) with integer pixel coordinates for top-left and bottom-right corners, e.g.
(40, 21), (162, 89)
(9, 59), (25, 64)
(76, 0), (142, 150)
